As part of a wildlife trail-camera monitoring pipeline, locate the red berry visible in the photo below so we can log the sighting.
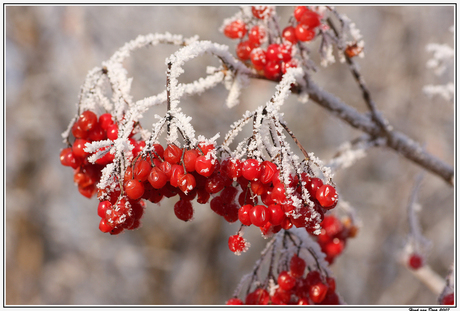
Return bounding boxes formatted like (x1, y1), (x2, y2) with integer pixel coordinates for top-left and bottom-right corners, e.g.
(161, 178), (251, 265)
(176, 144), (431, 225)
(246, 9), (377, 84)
(250, 205), (269, 227)
(294, 6), (308, 22)
(271, 182), (286, 204)
(226, 298), (244, 305)
(134, 159), (151, 182)
(99, 218), (113, 233)
(326, 277), (336, 292)
(78, 111), (98, 131)
(107, 123), (119, 140)
(278, 271), (296, 291)
(238, 204), (253, 226)
(295, 24), (315, 42)
(408, 253), (424, 270)
(324, 238), (345, 259)
(124, 179), (145, 200)
(266, 43), (282, 62)
(174, 199), (193, 222)
(99, 113), (114, 130)
(169, 164), (185, 188)
(148, 166), (168, 189)
(131, 200), (145, 220)
(260, 161), (277, 184)
(316, 184), (338, 209)
(178, 173), (196, 193)
(306, 177), (323, 199)
(72, 122), (88, 139)
(110, 226), (124, 235)
(299, 10), (321, 29)
(224, 20), (247, 39)
(228, 234), (247, 254)
(309, 282), (328, 303)
(264, 60), (282, 80)
(195, 155), (215, 177)
(279, 44), (292, 62)
(250, 48), (267, 71)
(97, 201), (112, 218)
(60, 147), (73, 167)
(281, 217), (293, 230)
(271, 288), (291, 305)
(223, 203), (240, 223)
(281, 58), (299, 74)
(442, 293), (454, 305)
(72, 138), (90, 158)
(321, 215), (343, 238)
(268, 204), (286, 226)
(305, 270), (322, 287)
(210, 196), (225, 216)
(297, 297), (310, 305)
(251, 6), (269, 19)
(183, 149), (198, 172)
(242, 159), (261, 181)
(282, 26), (298, 44)
(88, 124), (106, 141)
(236, 40), (254, 61)
(248, 25), (266, 46)
(164, 144), (182, 164)
(204, 174), (226, 194)
(250, 180), (267, 196)
(290, 254), (306, 278)
(245, 288), (269, 305)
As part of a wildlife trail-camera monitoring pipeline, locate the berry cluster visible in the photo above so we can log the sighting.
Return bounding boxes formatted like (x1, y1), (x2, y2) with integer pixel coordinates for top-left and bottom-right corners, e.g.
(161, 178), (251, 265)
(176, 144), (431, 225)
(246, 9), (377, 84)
(227, 254), (339, 305)
(315, 215), (357, 264)
(223, 6), (323, 80)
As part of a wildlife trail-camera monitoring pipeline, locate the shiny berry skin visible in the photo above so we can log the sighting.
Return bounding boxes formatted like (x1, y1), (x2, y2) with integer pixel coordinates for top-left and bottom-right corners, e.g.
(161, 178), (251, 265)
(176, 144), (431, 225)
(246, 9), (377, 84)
(324, 238), (345, 259)
(174, 199), (193, 222)
(99, 113), (114, 130)
(271, 182), (286, 204)
(309, 282), (328, 303)
(97, 201), (112, 218)
(242, 159), (261, 181)
(250, 205), (269, 227)
(264, 61), (282, 80)
(72, 138), (90, 158)
(294, 6), (308, 21)
(268, 204), (285, 226)
(281, 58), (299, 74)
(178, 173), (196, 193)
(195, 156), (215, 177)
(282, 26), (298, 44)
(164, 144), (182, 164)
(71, 122), (88, 139)
(278, 271), (296, 291)
(107, 123), (119, 140)
(148, 166), (168, 189)
(204, 174), (226, 194)
(124, 179), (145, 200)
(236, 41), (254, 61)
(260, 161), (277, 184)
(196, 188), (210, 204)
(266, 44), (282, 62)
(290, 254), (306, 278)
(250, 48), (267, 71)
(63, 151), (82, 169)
(307, 177), (323, 199)
(248, 25), (266, 46)
(238, 204), (253, 226)
(226, 298), (244, 305)
(134, 159), (151, 182)
(408, 253), (424, 270)
(326, 277), (336, 292)
(442, 293), (454, 305)
(224, 20), (247, 39)
(183, 149), (198, 172)
(78, 110), (98, 131)
(99, 218), (113, 233)
(299, 10), (321, 29)
(316, 184), (338, 209)
(245, 288), (269, 305)
(60, 147), (73, 167)
(251, 6), (269, 19)
(170, 164), (185, 188)
(295, 24), (315, 42)
(279, 44), (292, 62)
(228, 234), (247, 253)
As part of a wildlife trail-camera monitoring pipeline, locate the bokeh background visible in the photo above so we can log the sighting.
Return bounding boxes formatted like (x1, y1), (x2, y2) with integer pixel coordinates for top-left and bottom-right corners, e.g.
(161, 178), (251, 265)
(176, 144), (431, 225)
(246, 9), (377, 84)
(5, 5), (455, 305)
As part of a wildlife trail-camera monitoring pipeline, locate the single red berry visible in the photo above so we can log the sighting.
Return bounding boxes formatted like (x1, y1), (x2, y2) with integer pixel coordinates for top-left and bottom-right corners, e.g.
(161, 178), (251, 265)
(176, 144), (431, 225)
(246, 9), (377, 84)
(99, 218), (113, 233)
(299, 9), (321, 29)
(204, 173), (226, 194)
(282, 26), (298, 44)
(88, 124), (106, 141)
(245, 288), (269, 305)
(326, 276), (336, 292)
(324, 238), (345, 258)
(295, 24), (316, 42)
(281, 58), (299, 74)
(251, 6), (269, 19)
(305, 270), (322, 287)
(131, 200), (145, 220)
(238, 204), (253, 226)
(281, 217), (293, 230)
(97, 201), (112, 218)
(236, 40), (254, 61)
(94, 146), (114, 165)
(408, 253), (424, 270)
(226, 298), (244, 305)
(124, 179), (145, 200)
(148, 166), (168, 189)
(228, 234), (247, 254)
(178, 173), (196, 193)
(78, 183), (96, 199)
(248, 25), (266, 46)
(169, 164), (185, 188)
(250, 205), (269, 227)
(321, 215), (343, 238)
(72, 138), (90, 158)
(264, 60), (282, 80)
(72, 122), (89, 139)
(78, 111), (98, 131)
(266, 43), (282, 62)
(242, 159), (262, 181)
(261, 187), (275, 206)
(271, 288), (291, 305)
(279, 44), (292, 62)
(224, 20), (247, 39)
(268, 204), (286, 226)
(271, 182), (286, 204)
(164, 144), (182, 164)
(107, 123), (119, 140)
(174, 199), (193, 222)
(250, 48), (267, 71)
(278, 271), (296, 291)
(195, 155), (215, 177)
(310, 282), (328, 303)
(223, 203), (240, 223)
(290, 254), (306, 278)
(442, 293), (455, 305)
(297, 297), (310, 305)
(259, 161), (277, 184)
(306, 177), (323, 199)
(294, 6), (308, 21)
(320, 289), (340, 305)
(60, 147), (73, 167)
(134, 159), (151, 182)
(316, 184), (338, 209)
(99, 113), (114, 130)
(183, 149), (199, 172)
(210, 196), (225, 216)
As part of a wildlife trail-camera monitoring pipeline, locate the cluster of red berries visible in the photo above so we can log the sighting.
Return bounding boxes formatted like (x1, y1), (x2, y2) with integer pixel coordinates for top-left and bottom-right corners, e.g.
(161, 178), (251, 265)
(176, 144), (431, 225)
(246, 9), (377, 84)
(223, 6), (322, 80)
(226, 254), (339, 305)
(315, 215), (357, 264)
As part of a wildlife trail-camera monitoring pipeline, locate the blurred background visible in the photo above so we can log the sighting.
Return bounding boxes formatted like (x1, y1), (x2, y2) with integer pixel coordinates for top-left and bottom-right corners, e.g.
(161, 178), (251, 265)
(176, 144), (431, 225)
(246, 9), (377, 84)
(5, 5), (455, 305)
